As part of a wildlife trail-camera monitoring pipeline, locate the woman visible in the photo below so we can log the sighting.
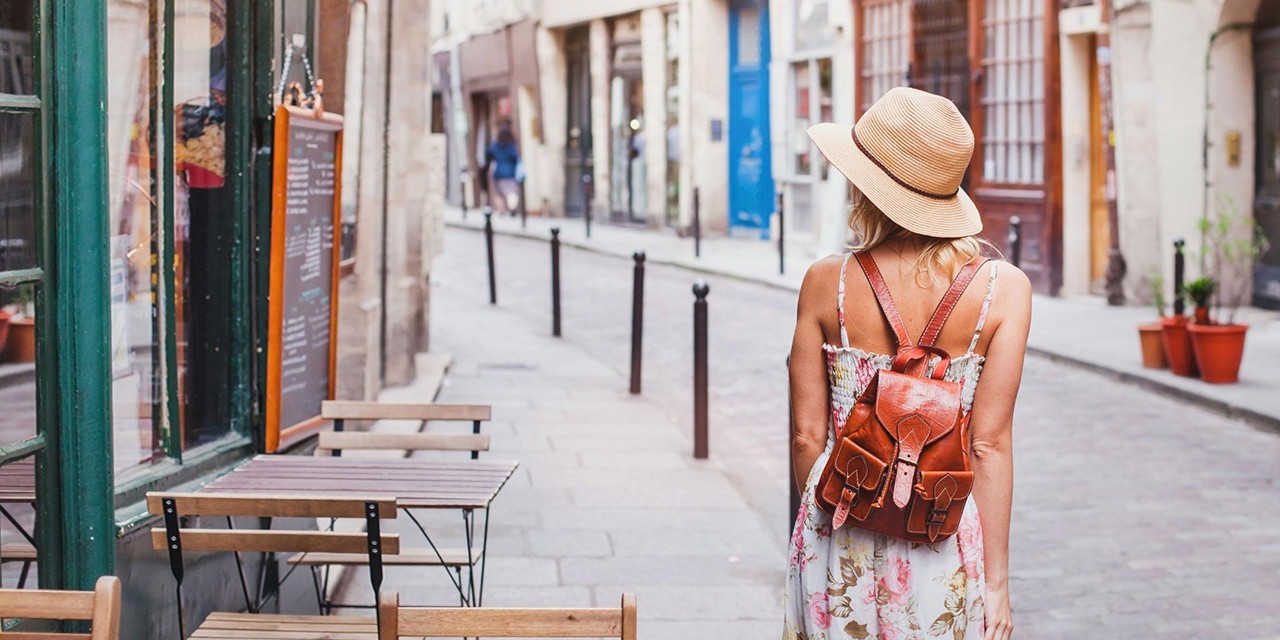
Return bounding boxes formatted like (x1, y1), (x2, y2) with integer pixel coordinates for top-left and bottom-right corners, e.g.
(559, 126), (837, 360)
(485, 125), (522, 214)
(784, 87), (1030, 640)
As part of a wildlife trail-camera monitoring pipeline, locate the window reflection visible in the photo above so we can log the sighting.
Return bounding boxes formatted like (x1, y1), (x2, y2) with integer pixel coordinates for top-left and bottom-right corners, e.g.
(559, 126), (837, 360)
(107, 0), (163, 473)
(175, 0), (233, 449)
(0, 3), (35, 96)
(0, 112), (36, 272)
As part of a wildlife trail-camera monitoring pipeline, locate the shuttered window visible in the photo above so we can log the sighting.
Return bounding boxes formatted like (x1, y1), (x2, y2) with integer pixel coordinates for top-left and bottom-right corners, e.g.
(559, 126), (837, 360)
(858, 0), (910, 116)
(980, 0), (1045, 185)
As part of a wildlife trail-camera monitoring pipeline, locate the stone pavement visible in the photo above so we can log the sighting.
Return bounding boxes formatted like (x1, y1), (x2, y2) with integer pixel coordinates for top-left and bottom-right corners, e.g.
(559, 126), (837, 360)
(339, 228), (1280, 638)
(336, 244), (786, 639)
(448, 207), (1280, 431)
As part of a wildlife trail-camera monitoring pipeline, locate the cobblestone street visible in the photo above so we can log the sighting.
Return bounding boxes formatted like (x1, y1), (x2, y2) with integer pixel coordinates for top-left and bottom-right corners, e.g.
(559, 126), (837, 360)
(367, 227), (1280, 639)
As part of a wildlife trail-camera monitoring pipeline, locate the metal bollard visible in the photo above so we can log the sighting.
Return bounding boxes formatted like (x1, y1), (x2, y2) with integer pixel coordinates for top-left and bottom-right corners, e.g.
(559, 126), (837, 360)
(484, 210), (497, 305)
(1007, 216), (1023, 268)
(692, 282), (710, 459)
(693, 187), (702, 258)
(629, 252), (646, 395)
(1173, 238), (1186, 316)
(519, 178), (528, 228)
(582, 174), (594, 239)
(777, 192), (786, 275)
(551, 228), (562, 337)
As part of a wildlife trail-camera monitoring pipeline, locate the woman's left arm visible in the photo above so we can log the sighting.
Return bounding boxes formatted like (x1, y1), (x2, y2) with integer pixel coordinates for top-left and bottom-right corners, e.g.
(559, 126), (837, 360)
(966, 265), (1032, 640)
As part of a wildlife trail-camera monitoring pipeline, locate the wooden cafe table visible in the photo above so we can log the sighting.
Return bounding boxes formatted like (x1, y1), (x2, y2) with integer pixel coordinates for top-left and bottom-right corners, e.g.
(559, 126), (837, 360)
(199, 454), (518, 606)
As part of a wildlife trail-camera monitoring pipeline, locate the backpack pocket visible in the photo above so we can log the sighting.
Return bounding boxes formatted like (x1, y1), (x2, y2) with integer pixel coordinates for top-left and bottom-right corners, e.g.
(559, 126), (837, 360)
(907, 470), (975, 542)
(819, 437), (889, 530)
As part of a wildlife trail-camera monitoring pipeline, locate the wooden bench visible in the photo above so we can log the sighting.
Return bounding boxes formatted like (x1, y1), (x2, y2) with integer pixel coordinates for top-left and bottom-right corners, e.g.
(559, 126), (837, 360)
(147, 492), (399, 639)
(0, 575), (122, 639)
(377, 591), (637, 639)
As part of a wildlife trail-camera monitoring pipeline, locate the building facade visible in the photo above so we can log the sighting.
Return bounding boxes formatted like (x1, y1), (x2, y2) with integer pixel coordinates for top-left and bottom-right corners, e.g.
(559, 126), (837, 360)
(0, 0), (438, 636)
(1060, 0), (1279, 309)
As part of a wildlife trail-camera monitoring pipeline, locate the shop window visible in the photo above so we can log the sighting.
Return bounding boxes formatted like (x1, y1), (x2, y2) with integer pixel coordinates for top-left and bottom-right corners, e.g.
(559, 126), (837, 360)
(795, 0), (836, 53)
(858, 0), (910, 116)
(0, 112), (36, 272)
(106, 0), (164, 474)
(0, 4), (34, 96)
(174, 0), (235, 449)
(664, 10), (680, 227)
(980, 0), (1045, 185)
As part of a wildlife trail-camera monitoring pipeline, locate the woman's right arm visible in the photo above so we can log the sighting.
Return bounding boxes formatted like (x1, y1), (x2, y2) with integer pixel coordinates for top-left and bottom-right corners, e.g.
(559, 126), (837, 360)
(790, 260), (835, 491)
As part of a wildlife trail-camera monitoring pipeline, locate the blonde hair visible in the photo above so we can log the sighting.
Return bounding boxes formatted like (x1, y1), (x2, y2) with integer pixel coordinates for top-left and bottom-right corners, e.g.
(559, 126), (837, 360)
(847, 187), (997, 286)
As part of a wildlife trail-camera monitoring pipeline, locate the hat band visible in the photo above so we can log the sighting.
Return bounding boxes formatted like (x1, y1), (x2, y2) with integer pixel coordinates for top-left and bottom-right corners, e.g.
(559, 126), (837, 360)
(850, 127), (959, 201)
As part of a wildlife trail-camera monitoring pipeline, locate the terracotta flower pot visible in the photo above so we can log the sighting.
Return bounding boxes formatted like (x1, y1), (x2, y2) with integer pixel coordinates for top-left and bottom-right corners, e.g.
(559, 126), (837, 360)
(4, 317), (35, 363)
(1193, 306), (1211, 325)
(0, 309), (10, 358)
(1137, 323), (1167, 369)
(1188, 323), (1248, 384)
(1160, 316), (1198, 377)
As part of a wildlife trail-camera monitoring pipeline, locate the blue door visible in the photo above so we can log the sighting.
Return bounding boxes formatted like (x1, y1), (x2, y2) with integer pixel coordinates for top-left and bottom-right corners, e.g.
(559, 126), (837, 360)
(728, 0), (774, 239)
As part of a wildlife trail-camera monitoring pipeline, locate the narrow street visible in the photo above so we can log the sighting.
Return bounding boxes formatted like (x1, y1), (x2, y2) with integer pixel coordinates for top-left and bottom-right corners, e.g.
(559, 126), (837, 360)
(416, 226), (1280, 638)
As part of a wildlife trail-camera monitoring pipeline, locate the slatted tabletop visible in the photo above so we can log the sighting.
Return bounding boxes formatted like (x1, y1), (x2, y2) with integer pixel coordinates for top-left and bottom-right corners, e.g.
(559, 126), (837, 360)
(200, 455), (518, 509)
(0, 459), (35, 504)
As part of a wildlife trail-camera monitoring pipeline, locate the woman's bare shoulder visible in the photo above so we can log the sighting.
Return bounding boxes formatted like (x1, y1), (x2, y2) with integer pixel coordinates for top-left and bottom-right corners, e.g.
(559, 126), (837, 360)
(989, 260), (1033, 316)
(796, 254), (845, 312)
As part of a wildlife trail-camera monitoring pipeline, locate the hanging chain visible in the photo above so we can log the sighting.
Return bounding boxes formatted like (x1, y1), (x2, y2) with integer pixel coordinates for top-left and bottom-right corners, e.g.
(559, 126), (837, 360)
(275, 42), (318, 103)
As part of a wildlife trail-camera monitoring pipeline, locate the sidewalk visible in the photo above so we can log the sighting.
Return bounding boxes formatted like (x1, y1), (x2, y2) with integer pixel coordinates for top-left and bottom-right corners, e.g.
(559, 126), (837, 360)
(338, 256), (786, 638)
(448, 207), (1280, 431)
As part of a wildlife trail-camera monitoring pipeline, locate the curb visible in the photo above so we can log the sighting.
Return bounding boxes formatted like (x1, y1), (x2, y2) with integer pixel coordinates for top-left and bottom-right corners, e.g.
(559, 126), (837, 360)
(446, 218), (804, 295)
(447, 220), (1280, 434)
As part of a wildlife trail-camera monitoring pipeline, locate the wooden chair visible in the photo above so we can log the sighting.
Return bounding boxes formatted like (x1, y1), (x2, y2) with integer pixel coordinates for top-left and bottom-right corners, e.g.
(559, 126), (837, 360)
(377, 591), (637, 639)
(0, 540), (37, 588)
(296, 401), (493, 610)
(318, 400), (493, 459)
(0, 575), (122, 639)
(147, 492), (399, 639)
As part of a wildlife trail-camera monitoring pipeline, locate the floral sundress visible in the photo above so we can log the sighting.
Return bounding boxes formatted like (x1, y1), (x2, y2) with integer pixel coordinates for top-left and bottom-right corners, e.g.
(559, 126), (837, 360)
(783, 256), (999, 640)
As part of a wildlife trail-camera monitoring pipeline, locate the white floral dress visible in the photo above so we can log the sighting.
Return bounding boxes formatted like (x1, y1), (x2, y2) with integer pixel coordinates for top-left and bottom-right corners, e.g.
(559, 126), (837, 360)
(784, 257), (999, 640)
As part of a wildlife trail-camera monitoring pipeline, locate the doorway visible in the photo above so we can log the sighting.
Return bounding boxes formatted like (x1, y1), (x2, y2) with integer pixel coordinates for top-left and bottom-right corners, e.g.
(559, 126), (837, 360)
(609, 41), (646, 224)
(1255, 12), (1280, 309)
(564, 27), (592, 219)
(1087, 38), (1111, 293)
(727, 0), (774, 238)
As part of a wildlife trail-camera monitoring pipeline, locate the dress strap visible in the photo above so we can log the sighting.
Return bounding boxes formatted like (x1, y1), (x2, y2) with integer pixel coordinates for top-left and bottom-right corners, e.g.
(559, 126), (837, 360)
(916, 257), (990, 348)
(837, 254), (852, 348)
(966, 262), (1001, 354)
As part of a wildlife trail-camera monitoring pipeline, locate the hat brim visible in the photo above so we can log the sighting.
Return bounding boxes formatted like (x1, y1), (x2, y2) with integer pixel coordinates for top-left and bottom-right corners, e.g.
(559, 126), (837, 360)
(807, 123), (983, 239)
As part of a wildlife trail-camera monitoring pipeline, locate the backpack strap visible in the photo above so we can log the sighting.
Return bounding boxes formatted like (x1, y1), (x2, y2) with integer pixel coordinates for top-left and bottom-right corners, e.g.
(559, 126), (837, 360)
(917, 258), (991, 348)
(853, 252), (913, 349)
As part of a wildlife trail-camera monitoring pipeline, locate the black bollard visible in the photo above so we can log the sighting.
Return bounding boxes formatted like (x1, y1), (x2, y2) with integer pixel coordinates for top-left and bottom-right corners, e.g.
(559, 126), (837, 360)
(693, 187), (702, 258)
(1173, 238), (1186, 316)
(777, 192), (786, 275)
(519, 178), (528, 228)
(629, 252), (646, 395)
(551, 228), (562, 337)
(1007, 216), (1023, 268)
(484, 210), (496, 305)
(693, 282), (710, 459)
(582, 174), (594, 239)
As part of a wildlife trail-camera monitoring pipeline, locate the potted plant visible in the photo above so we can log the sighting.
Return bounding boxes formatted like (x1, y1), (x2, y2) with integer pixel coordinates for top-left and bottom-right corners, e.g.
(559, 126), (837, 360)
(1137, 271), (1167, 369)
(1182, 277), (1216, 325)
(0, 307), (10, 357)
(1186, 195), (1269, 384)
(2, 285), (35, 363)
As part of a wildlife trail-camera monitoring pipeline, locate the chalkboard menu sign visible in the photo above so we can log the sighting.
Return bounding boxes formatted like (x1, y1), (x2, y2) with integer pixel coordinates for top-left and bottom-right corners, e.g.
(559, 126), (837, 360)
(266, 105), (343, 452)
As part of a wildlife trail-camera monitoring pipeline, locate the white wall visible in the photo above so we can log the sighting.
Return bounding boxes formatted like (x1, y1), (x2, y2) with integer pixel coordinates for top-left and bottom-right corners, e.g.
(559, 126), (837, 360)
(687, 0), (728, 232)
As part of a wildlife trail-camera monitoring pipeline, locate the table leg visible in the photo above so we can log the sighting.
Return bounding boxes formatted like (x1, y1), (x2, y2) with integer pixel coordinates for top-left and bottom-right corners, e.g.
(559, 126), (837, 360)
(403, 508), (469, 604)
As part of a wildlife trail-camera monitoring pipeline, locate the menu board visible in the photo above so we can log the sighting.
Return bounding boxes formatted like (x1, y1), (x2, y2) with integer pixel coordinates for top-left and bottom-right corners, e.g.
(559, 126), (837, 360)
(266, 105), (343, 452)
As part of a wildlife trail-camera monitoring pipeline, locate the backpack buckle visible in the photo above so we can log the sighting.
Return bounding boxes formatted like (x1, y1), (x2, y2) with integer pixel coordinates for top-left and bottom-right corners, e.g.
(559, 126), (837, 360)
(926, 508), (948, 526)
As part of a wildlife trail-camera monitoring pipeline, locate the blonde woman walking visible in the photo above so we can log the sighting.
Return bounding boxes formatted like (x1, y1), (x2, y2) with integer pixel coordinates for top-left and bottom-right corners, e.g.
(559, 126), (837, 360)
(784, 87), (1030, 640)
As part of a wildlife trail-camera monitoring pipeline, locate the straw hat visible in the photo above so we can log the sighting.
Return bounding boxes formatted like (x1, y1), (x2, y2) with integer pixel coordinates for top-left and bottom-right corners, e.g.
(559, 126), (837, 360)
(808, 87), (982, 238)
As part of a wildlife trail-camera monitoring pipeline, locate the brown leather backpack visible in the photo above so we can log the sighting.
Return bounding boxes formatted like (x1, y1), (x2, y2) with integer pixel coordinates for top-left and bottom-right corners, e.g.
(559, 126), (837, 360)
(815, 252), (988, 543)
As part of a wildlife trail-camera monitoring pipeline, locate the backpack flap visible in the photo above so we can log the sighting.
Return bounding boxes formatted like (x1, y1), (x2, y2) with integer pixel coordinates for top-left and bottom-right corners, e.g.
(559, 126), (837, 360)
(872, 371), (964, 447)
(907, 470), (975, 541)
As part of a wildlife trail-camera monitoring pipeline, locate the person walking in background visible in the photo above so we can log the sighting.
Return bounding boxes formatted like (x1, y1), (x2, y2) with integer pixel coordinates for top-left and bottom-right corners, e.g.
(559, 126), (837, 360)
(784, 87), (1030, 640)
(485, 124), (522, 215)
